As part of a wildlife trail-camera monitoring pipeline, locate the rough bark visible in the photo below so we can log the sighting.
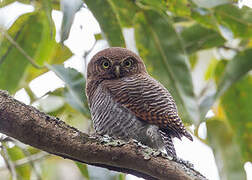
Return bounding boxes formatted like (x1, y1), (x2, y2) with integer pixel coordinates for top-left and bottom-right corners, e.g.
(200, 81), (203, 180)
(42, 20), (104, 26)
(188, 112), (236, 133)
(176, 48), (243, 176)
(0, 90), (207, 180)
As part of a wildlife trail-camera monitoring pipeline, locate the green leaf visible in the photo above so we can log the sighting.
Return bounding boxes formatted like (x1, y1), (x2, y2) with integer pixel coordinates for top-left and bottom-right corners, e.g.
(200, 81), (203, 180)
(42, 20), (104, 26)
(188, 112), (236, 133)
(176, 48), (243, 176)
(181, 24), (225, 54)
(241, 6), (252, 24)
(216, 49), (252, 97)
(60, 0), (83, 43)
(46, 64), (90, 116)
(7, 146), (31, 179)
(204, 58), (218, 80)
(76, 162), (89, 179)
(189, 53), (198, 70)
(207, 119), (246, 180)
(84, 0), (125, 47)
(24, 6), (73, 82)
(31, 12), (70, 66)
(221, 75), (252, 161)
(117, 174), (126, 180)
(191, 8), (218, 30)
(0, 9), (72, 90)
(138, 0), (191, 17)
(137, 0), (166, 10)
(214, 4), (252, 38)
(26, 43), (73, 82)
(109, 0), (139, 27)
(134, 10), (200, 124)
(200, 49), (252, 119)
(42, 0), (54, 37)
(213, 60), (228, 84)
(166, 0), (191, 17)
(51, 0), (61, 10)
(0, 12), (44, 93)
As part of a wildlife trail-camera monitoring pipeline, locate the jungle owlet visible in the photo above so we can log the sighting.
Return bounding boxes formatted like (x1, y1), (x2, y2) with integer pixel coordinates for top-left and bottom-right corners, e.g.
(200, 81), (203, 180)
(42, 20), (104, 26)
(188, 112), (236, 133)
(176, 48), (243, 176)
(86, 47), (193, 157)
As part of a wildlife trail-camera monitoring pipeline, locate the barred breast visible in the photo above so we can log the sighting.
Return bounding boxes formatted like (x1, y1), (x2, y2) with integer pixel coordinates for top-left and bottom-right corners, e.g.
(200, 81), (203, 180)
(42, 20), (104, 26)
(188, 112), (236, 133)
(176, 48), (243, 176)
(90, 84), (164, 149)
(102, 74), (192, 141)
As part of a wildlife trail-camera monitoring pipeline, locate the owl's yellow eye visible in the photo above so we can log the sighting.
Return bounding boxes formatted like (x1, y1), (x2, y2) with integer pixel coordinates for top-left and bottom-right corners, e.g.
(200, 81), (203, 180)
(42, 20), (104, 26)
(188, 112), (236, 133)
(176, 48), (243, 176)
(123, 59), (132, 67)
(102, 60), (110, 69)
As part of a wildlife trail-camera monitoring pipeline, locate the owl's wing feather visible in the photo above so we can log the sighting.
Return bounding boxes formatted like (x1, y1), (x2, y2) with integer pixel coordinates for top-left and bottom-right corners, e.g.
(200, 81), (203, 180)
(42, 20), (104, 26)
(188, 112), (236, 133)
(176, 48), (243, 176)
(102, 74), (193, 141)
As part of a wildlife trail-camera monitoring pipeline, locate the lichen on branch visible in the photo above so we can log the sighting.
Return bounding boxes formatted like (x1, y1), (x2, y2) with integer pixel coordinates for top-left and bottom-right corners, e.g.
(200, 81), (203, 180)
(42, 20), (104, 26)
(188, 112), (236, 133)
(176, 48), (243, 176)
(0, 90), (206, 180)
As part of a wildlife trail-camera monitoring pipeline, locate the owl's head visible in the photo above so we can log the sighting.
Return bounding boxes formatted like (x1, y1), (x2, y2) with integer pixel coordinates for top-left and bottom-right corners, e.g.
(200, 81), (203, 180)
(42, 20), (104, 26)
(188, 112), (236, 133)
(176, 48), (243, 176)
(87, 47), (147, 81)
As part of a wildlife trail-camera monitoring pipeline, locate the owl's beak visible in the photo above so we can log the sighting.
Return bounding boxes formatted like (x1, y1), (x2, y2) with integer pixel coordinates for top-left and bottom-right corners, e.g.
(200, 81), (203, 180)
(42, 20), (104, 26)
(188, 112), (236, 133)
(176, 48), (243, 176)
(114, 65), (120, 78)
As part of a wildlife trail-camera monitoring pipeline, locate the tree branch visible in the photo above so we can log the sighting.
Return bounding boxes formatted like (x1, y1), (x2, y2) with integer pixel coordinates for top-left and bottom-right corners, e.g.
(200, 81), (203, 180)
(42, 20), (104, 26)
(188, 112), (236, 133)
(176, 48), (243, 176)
(0, 90), (206, 180)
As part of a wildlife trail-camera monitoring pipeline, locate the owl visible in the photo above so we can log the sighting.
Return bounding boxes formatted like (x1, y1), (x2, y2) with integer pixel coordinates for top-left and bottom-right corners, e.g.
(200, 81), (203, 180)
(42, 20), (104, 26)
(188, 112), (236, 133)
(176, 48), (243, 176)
(86, 47), (193, 157)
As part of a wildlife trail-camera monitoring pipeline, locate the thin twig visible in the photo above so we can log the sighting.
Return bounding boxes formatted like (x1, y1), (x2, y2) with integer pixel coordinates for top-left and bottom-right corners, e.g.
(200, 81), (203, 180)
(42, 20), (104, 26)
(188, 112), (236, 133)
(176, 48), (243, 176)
(0, 152), (49, 172)
(14, 152), (49, 168)
(0, 28), (45, 69)
(21, 148), (43, 180)
(0, 144), (18, 180)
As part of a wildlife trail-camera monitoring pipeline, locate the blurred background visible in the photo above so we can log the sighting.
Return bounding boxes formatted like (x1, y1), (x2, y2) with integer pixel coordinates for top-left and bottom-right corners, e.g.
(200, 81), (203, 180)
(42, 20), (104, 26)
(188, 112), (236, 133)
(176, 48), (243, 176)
(0, 0), (251, 179)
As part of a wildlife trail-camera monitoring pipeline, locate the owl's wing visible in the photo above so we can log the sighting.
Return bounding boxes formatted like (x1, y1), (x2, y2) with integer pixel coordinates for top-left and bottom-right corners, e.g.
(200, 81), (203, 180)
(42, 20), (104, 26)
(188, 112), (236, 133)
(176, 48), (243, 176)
(102, 74), (193, 141)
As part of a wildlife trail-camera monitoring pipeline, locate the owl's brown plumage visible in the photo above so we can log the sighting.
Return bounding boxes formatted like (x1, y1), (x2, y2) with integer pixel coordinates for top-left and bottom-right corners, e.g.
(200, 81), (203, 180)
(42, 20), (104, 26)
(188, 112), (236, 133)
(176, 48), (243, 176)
(86, 47), (192, 157)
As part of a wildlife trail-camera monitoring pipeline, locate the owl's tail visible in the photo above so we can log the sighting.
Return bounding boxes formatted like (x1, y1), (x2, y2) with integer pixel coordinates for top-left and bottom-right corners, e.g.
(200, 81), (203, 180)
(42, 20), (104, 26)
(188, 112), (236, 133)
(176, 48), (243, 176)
(159, 130), (177, 157)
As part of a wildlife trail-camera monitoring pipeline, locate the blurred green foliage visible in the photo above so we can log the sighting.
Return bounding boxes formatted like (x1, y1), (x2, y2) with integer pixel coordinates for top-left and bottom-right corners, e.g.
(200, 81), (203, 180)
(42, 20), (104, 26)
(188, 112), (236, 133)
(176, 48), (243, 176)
(0, 0), (251, 179)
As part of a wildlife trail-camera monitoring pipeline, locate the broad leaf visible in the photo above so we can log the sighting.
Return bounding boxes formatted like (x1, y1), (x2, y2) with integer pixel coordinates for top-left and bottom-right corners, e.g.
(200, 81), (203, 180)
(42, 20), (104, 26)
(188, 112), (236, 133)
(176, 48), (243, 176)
(214, 4), (252, 38)
(181, 24), (225, 54)
(84, 0), (125, 47)
(47, 64), (90, 116)
(207, 119), (246, 180)
(109, 0), (139, 27)
(166, 0), (191, 16)
(42, 0), (54, 36)
(60, 0), (83, 43)
(0, 9), (72, 91)
(25, 9), (73, 82)
(200, 49), (252, 119)
(136, 0), (166, 11)
(25, 43), (73, 82)
(0, 13), (44, 93)
(191, 7), (218, 30)
(138, 0), (191, 17)
(216, 49), (252, 97)
(134, 10), (200, 124)
(221, 75), (252, 161)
